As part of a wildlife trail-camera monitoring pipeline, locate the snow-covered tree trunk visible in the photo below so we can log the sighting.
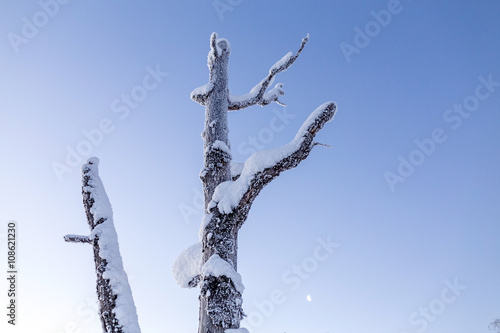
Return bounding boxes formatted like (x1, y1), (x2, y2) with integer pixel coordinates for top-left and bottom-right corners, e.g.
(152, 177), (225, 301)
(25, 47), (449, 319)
(177, 33), (337, 333)
(65, 157), (141, 333)
(193, 32), (242, 333)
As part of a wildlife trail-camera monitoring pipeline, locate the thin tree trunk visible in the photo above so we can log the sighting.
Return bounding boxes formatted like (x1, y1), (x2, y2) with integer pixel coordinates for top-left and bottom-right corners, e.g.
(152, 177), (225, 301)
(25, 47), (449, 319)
(197, 33), (240, 333)
(65, 157), (141, 333)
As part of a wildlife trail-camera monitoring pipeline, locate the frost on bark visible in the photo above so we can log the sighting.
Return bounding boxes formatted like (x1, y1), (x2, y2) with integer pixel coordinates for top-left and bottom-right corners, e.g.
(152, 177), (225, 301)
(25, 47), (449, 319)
(178, 32), (337, 333)
(65, 157), (141, 333)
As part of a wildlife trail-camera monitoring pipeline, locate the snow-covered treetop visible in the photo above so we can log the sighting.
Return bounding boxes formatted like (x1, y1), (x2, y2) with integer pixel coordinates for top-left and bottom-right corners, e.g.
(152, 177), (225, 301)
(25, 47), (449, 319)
(191, 32), (310, 111)
(208, 32), (231, 68)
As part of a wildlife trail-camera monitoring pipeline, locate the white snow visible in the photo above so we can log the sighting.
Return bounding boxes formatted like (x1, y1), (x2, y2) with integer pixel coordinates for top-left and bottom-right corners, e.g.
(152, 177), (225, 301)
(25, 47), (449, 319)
(199, 213), (213, 240)
(210, 180), (239, 214)
(207, 34), (231, 68)
(228, 77), (270, 105)
(172, 242), (202, 288)
(262, 83), (284, 103)
(216, 37), (231, 55)
(230, 161), (244, 178)
(228, 77), (274, 105)
(228, 49), (293, 106)
(83, 157), (141, 333)
(191, 82), (214, 99)
(202, 254), (244, 293)
(63, 234), (91, 243)
(210, 102), (333, 214)
(211, 140), (231, 155)
(270, 51), (293, 73)
(228, 92), (249, 104)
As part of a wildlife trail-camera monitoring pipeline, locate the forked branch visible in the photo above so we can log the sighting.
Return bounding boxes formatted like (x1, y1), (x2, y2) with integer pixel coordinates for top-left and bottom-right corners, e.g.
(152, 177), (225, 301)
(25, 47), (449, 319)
(228, 34), (309, 110)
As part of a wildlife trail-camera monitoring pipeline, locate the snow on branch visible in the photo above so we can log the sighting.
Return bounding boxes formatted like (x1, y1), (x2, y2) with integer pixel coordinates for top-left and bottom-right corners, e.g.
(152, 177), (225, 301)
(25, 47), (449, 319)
(230, 161), (244, 181)
(228, 34), (309, 111)
(66, 157), (141, 333)
(209, 102), (336, 219)
(191, 32), (231, 106)
(202, 254), (244, 294)
(172, 242), (202, 288)
(200, 254), (245, 328)
(191, 82), (215, 105)
(64, 234), (92, 243)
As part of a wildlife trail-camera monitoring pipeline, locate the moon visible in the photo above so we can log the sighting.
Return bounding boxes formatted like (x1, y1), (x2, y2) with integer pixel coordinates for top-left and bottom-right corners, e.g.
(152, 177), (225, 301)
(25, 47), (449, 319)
(306, 294), (312, 302)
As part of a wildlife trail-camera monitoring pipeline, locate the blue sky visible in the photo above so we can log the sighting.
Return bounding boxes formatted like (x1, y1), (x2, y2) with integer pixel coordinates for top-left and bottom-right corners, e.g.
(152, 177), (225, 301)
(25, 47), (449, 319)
(1, 0), (499, 332)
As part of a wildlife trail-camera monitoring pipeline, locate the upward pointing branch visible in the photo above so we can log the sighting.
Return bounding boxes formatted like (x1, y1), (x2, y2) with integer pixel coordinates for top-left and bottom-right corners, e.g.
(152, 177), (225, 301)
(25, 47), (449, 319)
(228, 34), (309, 110)
(209, 101), (337, 225)
(191, 34), (310, 111)
(65, 157), (141, 333)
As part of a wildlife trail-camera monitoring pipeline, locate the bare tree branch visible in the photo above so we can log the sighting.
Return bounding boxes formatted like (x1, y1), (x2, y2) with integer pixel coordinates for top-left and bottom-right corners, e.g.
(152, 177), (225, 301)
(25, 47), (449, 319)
(313, 141), (332, 148)
(64, 234), (92, 243)
(191, 82), (215, 105)
(228, 34), (309, 111)
(230, 161), (244, 181)
(208, 102), (337, 226)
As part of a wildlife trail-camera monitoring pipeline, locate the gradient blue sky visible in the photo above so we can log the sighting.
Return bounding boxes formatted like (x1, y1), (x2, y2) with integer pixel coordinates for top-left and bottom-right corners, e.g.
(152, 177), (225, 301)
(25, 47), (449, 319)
(1, 1), (499, 332)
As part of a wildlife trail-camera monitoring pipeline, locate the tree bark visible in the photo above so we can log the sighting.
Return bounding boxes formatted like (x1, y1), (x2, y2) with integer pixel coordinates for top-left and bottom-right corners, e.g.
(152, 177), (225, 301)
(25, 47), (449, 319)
(190, 33), (337, 333)
(195, 32), (240, 333)
(65, 158), (141, 333)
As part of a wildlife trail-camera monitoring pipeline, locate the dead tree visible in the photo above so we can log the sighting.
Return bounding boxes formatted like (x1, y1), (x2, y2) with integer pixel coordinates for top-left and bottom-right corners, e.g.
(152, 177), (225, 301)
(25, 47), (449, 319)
(173, 33), (337, 333)
(65, 157), (141, 333)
